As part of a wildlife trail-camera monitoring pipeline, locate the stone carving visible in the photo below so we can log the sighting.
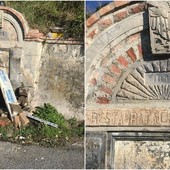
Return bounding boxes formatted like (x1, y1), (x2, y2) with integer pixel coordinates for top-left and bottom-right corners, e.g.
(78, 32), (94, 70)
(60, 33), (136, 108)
(145, 72), (170, 85)
(149, 2), (170, 53)
(86, 108), (170, 126)
(116, 60), (170, 100)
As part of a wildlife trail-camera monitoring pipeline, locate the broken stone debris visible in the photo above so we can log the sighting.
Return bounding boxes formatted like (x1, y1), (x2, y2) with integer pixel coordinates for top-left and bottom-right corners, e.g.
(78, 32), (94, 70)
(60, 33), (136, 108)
(10, 103), (30, 128)
(19, 112), (30, 126)
(16, 87), (29, 108)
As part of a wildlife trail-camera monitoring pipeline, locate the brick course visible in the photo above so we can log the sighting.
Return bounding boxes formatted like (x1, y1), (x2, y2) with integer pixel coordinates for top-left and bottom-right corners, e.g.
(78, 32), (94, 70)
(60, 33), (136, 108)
(98, 18), (113, 29)
(89, 78), (97, 86)
(102, 74), (115, 85)
(96, 96), (109, 104)
(114, 1), (130, 8)
(117, 56), (129, 68)
(114, 10), (128, 22)
(98, 3), (114, 16)
(130, 3), (146, 14)
(100, 86), (112, 95)
(86, 13), (100, 27)
(87, 28), (99, 39)
(109, 64), (121, 75)
(126, 48), (137, 62)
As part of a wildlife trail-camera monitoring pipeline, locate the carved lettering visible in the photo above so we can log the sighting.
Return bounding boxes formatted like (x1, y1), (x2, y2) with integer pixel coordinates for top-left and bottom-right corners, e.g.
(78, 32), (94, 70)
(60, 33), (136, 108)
(145, 72), (170, 85)
(86, 108), (170, 126)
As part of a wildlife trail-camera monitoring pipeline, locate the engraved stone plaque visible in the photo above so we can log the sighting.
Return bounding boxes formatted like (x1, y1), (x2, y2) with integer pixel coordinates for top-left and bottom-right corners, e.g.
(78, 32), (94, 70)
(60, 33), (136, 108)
(144, 72), (170, 85)
(86, 107), (170, 126)
(149, 2), (170, 54)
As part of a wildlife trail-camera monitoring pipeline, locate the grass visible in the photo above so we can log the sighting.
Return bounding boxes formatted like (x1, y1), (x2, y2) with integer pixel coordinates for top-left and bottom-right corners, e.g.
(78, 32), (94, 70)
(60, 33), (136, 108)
(0, 103), (84, 147)
(6, 1), (84, 39)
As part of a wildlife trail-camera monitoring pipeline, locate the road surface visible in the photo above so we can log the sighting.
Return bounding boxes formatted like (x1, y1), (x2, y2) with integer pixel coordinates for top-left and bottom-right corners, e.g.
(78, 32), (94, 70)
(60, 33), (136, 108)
(0, 141), (84, 169)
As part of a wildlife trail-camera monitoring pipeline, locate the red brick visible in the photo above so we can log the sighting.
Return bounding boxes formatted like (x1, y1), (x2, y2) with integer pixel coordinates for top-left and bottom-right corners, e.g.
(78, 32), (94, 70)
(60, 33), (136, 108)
(117, 56), (129, 68)
(92, 71), (99, 79)
(109, 64), (121, 75)
(126, 48), (137, 62)
(96, 97), (109, 104)
(100, 86), (112, 95)
(127, 33), (140, 43)
(130, 3), (145, 14)
(86, 13), (100, 27)
(29, 29), (39, 34)
(27, 29), (45, 39)
(114, 10), (128, 22)
(0, 117), (11, 126)
(87, 28), (98, 39)
(89, 78), (97, 86)
(98, 4), (114, 16)
(138, 43), (143, 58)
(114, 1), (130, 8)
(102, 74), (115, 84)
(100, 56), (110, 67)
(99, 18), (113, 29)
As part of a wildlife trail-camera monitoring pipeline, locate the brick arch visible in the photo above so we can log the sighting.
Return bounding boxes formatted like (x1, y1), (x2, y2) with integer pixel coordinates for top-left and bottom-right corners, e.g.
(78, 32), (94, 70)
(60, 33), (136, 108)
(0, 6), (29, 41)
(86, 1), (151, 104)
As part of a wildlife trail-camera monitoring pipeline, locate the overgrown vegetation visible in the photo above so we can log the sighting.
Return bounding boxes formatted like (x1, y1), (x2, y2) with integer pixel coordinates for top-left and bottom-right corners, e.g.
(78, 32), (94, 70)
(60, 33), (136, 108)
(0, 103), (84, 147)
(6, 1), (84, 39)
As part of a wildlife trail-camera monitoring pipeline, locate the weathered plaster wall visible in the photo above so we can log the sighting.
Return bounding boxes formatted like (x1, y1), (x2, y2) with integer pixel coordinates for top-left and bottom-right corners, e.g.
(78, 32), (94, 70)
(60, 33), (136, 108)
(31, 43), (84, 120)
(10, 42), (84, 120)
(12, 42), (84, 120)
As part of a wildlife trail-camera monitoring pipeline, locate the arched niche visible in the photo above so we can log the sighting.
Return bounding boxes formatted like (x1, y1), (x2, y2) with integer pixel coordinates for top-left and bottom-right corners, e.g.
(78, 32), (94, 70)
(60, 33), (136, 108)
(0, 6), (29, 46)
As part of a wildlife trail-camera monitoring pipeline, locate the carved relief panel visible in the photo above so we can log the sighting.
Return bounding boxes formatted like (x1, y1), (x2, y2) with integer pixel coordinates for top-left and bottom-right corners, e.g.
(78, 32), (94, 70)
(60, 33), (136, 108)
(149, 2), (170, 54)
(116, 60), (170, 101)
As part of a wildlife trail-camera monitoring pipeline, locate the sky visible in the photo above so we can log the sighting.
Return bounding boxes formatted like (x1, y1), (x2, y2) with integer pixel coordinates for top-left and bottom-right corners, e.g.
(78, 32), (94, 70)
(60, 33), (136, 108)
(86, 1), (112, 14)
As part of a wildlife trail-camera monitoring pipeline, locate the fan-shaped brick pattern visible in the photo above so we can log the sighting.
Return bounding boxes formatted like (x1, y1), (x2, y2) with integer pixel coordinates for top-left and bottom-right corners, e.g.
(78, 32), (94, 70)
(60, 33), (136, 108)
(87, 31), (148, 104)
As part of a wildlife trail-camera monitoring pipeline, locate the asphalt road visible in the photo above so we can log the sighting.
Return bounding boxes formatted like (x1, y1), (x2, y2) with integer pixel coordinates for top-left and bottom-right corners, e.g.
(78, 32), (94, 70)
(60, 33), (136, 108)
(0, 141), (84, 169)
